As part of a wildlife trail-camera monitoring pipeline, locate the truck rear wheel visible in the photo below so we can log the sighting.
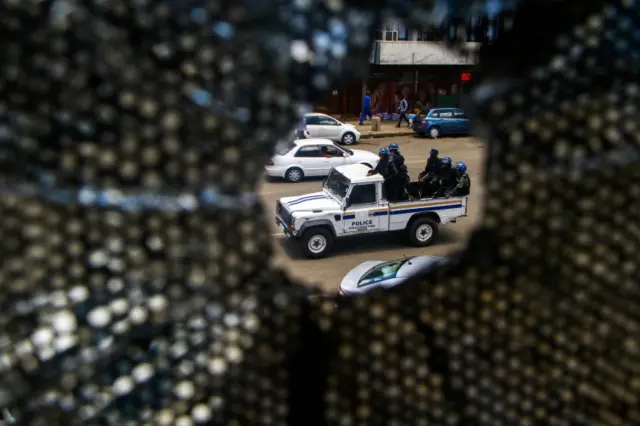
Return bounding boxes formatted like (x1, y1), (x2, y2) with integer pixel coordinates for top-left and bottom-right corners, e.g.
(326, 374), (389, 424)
(301, 228), (334, 259)
(408, 217), (439, 247)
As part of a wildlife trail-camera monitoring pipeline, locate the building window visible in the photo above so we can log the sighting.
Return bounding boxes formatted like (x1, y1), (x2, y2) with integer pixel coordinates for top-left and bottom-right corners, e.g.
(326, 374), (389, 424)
(465, 15), (509, 42)
(375, 29), (399, 41)
(414, 24), (448, 41)
(407, 14), (513, 43)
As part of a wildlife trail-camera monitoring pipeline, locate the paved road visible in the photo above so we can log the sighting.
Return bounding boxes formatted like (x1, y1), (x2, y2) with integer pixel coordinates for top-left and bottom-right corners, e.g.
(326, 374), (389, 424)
(258, 135), (486, 292)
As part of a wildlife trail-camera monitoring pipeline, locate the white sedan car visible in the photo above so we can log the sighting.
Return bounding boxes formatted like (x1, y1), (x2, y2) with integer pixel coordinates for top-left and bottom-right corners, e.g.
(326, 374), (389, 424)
(266, 139), (380, 182)
(303, 113), (361, 145)
(339, 256), (448, 296)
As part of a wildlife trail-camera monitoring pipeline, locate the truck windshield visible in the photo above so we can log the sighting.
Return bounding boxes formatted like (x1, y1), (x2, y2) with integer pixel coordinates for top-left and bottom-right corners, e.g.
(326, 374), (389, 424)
(324, 169), (350, 201)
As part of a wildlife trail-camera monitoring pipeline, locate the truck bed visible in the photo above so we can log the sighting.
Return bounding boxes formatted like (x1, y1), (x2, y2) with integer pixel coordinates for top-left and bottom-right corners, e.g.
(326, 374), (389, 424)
(386, 184), (468, 229)
(406, 181), (429, 200)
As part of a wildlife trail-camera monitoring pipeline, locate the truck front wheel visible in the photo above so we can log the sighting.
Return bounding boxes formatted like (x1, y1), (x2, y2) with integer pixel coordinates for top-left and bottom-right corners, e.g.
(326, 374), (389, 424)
(301, 228), (335, 259)
(408, 217), (439, 247)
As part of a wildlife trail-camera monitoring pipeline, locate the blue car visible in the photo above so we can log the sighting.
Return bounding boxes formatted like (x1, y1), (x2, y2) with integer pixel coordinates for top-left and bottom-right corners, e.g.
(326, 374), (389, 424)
(412, 108), (471, 139)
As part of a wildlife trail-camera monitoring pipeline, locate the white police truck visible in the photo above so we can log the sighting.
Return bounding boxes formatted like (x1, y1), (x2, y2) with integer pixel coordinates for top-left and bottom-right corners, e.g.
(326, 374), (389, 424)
(275, 163), (469, 258)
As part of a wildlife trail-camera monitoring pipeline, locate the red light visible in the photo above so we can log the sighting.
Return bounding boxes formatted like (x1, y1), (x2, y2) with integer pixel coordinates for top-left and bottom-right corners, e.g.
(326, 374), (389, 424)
(461, 72), (471, 82)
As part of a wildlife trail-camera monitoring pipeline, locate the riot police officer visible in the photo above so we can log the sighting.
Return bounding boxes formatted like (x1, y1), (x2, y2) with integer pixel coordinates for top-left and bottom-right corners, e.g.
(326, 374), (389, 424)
(446, 161), (471, 197)
(433, 156), (457, 197)
(368, 147), (401, 201)
(418, 148), (441, 196)
(418, 148), (441, 181)
(368, 147), (391, 176)
(389, 142), (408, 200)
(388, 143), (405, 168)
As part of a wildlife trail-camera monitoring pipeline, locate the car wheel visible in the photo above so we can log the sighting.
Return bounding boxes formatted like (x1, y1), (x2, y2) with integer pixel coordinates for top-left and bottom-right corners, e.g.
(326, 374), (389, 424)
(301, 228), (335, 259)
(341, 132), (356, 145)
(428, 126), (441, 139)
(285, 167), (304, 183)
(407, 217), (439, 247)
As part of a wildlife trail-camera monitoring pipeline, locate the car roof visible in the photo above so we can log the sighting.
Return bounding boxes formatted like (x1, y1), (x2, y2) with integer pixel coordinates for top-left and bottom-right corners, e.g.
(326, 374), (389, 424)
(294, 138), (336, 146)
(428, 108), (461, 113)
(396, 256), (447, 278)
(304, 113), (343, 122)
(335, 164), (383, 183)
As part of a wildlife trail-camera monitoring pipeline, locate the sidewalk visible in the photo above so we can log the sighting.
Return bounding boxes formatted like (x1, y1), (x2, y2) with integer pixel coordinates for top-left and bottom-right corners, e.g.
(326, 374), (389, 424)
(347, 120), (415, 139)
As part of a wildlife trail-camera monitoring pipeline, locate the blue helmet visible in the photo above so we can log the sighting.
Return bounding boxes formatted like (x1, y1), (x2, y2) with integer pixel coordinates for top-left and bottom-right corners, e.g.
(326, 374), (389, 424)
(441, 156), (452, 165)
(389, 142), (399, 151)
(379, 147), (389, 155)
(430, 148), (438, 156)
(455, 161), (467, 173)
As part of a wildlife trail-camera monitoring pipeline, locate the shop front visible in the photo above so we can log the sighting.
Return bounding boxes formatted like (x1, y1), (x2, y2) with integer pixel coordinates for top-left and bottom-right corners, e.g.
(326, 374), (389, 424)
(365, 65), (473, 116)
(314, 81), (364, 120)
(315, 41), (477, 118)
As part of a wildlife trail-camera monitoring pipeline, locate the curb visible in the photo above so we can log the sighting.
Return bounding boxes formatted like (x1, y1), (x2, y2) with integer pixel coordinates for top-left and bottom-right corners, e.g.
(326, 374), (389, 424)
(360, 131), (413, 139)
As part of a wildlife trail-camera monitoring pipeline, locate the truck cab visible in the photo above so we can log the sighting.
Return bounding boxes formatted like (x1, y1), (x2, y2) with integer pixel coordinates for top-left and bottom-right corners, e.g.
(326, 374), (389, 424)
(275, 163), (468, 258)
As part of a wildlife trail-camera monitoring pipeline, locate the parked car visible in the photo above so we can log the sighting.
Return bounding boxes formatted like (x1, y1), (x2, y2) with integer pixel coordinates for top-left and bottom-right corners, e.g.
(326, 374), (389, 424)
(412, 108), (470, 139)
(339, 255), (448, 296)
(303, 113), (361, 145)
(265, 139), (380, 182)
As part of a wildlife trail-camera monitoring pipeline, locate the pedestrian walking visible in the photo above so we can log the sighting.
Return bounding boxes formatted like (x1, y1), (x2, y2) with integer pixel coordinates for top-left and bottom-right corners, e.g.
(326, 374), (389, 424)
(396, 95), (410, 127)
(359, 91), (372, 125)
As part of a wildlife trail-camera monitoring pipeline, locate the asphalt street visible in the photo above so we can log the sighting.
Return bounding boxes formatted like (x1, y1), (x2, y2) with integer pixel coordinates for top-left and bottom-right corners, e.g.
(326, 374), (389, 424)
(258, 135), (486, 292)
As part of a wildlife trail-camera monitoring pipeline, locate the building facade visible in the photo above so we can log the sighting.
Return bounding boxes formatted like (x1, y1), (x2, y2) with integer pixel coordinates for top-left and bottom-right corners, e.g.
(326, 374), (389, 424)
(317, 15), (513, 118)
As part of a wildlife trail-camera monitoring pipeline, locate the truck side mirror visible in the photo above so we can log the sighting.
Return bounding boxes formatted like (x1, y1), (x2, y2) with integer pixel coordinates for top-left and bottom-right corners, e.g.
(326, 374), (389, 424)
(345, 197), (350, 207)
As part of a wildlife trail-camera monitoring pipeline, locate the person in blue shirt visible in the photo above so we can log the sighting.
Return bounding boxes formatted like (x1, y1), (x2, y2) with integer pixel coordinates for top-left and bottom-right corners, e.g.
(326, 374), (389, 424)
(358, 91), (372, 125)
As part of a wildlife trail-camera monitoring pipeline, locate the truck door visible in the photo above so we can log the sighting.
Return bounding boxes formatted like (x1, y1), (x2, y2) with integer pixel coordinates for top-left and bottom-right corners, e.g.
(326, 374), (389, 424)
(342, 183), (380, 234)
(375, 181), (390, 231)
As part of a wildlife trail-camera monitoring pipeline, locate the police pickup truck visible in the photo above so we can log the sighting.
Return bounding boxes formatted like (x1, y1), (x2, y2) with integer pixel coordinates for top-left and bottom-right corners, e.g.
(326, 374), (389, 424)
(275, 163), (469, 258)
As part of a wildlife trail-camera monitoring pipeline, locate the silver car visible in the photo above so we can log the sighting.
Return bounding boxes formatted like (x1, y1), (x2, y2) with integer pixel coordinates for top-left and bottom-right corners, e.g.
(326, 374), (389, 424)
(339, 256), (447, 296)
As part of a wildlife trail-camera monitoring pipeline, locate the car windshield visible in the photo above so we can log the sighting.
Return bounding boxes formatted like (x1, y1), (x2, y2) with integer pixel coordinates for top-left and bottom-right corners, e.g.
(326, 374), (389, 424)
(333, 145), (352, 156)
(275, 139), (297, 155)
(358, 259), (407, 287)
(323, 169), (350, 201)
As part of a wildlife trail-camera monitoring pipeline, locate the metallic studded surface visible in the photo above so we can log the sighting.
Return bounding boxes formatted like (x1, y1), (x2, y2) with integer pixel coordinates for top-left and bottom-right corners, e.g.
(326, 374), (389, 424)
(0, 0), (639, 425)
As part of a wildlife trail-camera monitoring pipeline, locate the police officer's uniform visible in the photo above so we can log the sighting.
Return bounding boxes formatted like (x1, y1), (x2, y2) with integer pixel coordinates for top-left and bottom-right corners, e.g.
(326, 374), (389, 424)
(388, 143), (408, 201)
(419, 149), (441, 181)
(368, 148), (401, 201)
(431, 157), (456, 197)
(447, 162), (471, 197)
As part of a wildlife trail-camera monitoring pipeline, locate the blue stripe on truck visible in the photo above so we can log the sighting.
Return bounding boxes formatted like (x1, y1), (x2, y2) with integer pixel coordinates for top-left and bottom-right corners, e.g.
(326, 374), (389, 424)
(390, 204), (463, 215)
(343, 203), (462, 220)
